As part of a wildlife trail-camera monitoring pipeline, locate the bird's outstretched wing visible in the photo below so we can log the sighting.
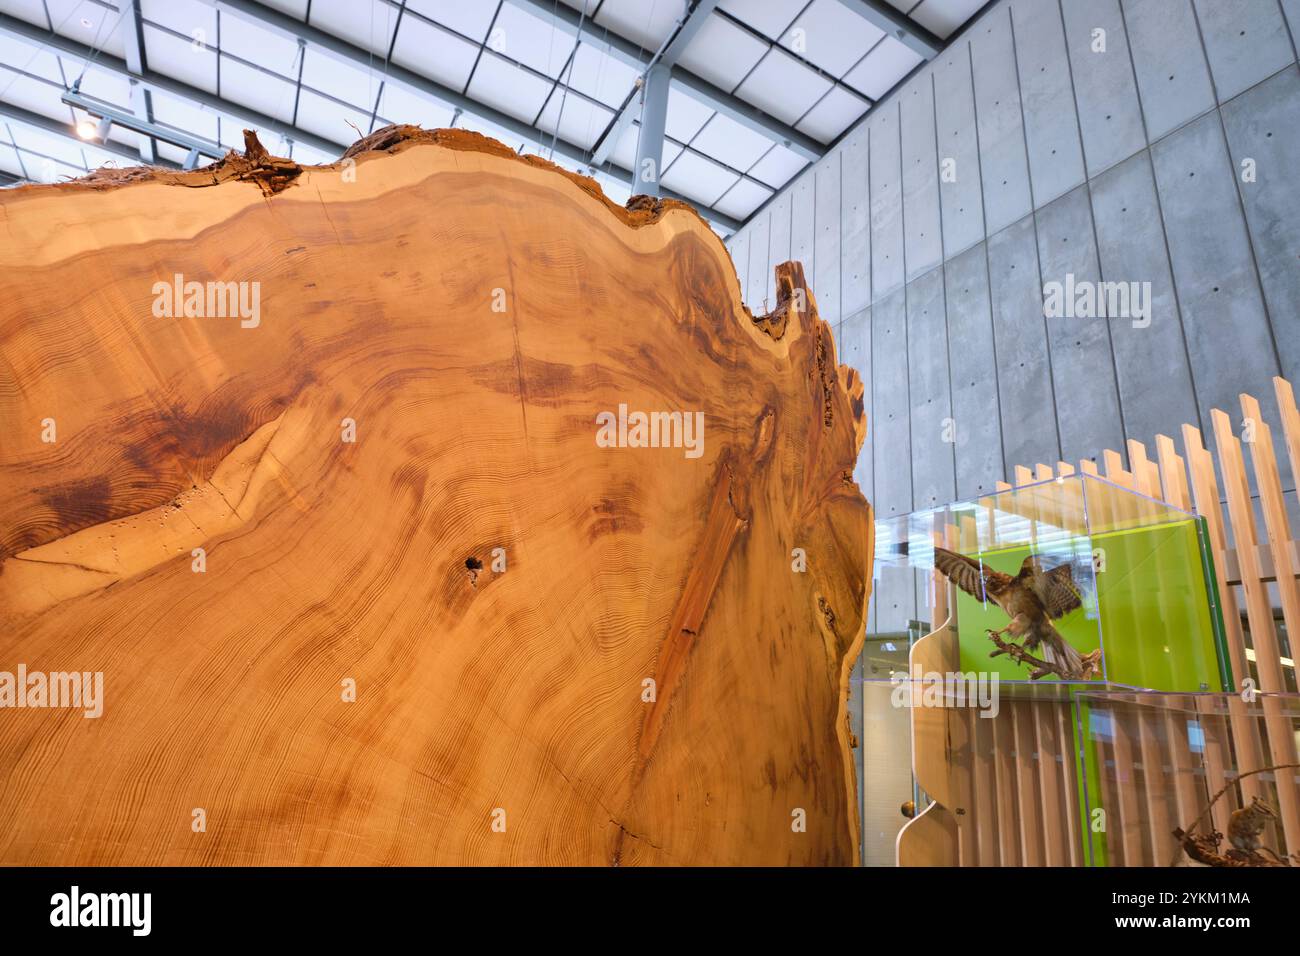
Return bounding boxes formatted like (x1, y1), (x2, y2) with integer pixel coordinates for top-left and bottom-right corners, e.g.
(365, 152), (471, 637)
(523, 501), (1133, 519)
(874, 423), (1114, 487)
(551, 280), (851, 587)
(933, 547), (1013, 602)
(1035, 562), (1083, 619)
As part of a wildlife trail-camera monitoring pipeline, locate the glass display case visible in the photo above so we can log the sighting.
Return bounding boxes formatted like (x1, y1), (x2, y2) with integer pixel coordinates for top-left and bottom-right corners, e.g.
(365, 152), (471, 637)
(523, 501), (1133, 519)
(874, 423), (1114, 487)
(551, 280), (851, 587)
(864, 473), (1230, 696)
(1074, 691), (1300, 866)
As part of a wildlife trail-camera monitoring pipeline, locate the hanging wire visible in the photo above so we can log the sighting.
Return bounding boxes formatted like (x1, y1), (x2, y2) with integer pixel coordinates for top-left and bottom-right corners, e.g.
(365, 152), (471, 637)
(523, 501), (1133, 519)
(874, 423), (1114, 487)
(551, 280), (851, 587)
(0, 2), (123, 104)
(72, 3), (127, 90)
(366, 0), (407, 135)
(580, 13), (615, 169)
(545, 0), (587, 161)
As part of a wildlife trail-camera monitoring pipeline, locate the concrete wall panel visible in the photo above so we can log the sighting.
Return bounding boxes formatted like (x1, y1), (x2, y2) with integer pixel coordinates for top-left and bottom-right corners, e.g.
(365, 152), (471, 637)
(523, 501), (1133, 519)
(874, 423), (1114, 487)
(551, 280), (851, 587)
(987, 214), (1061, 471)
(944, 242), (1006, 498)
(745, 211), (770, 312)
(1192, 0), (1294, 101)
(1034, 185), (1126, 463)
(728, 231), (749, 306)
(841, 128), (872, 315)
(1010, 0), (1086, 205)
(1061, 0), (1147, 177)
(906, 268), (957, 510)
(900, 77), (943, 281)
(931, 45), (985, 257)
(871, 287), (912, 518)
(970, 5), (1033, 234)
(841, 306), (873, 507)
(1220, 66), (1300, 383)
(1122, 0), (1216, 140)
(791, 170), (817, 285)
(815, 152), (843, 325)
(1151, 110), (1289, 490)
(1089, 151), (1200, 447)
(767, 191), (793, 310)
(870, 104), (906, 298)
(1150, 112), (1278, 433)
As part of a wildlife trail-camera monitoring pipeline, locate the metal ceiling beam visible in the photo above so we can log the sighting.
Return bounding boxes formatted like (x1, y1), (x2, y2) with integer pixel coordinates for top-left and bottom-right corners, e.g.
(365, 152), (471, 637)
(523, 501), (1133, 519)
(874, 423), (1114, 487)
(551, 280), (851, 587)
(658, 0), (723, 64)
(592, 0), (719, 169)
(0, 12), (343, 156)
(0, 101), (182, 170)
(831, 0), (942, 59)
(117, 0), (156, 163)
(194, 0), (739, 230)
(62, 90), (225, 159)
(632, 62), (670, 197)
(504, 0), (823, 163)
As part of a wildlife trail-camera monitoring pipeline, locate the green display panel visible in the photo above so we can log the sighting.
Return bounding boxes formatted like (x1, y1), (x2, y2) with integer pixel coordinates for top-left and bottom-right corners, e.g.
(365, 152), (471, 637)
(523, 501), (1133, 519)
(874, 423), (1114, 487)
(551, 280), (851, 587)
(952, 518), (1221, 691)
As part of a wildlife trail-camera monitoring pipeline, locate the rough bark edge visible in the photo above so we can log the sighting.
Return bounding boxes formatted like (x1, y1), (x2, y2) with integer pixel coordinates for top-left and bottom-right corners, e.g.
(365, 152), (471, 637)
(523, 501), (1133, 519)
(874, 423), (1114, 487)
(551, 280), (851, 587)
(3, 125), (697, 231)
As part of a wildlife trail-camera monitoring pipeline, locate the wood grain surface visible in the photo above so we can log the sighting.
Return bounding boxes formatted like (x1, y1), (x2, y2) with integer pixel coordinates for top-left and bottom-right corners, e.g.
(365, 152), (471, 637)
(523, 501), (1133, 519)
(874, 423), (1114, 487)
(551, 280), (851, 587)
(0, 128), (872, 865)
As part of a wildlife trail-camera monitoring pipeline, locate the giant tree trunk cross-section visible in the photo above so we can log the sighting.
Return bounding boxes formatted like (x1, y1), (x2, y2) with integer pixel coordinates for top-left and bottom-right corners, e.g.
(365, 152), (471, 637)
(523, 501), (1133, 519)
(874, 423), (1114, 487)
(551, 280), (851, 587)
(0, 127), (873, 866)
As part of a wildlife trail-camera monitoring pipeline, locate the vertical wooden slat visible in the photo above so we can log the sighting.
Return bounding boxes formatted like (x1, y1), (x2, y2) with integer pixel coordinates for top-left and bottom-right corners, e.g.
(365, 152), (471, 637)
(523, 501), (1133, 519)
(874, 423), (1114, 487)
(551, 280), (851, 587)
(1133, 695), (1175, 864)
(1152, 436), (1189, 514)
(1124, 440), (1180, 864)
(1154, 434), (1190, 511)
(1126, 440), (1165, 506)
(991, 714), (1021, 866)
(1014, 463), (1074, 865)
(1275, 377), (1300, 499)
(1055, 702), (1082, 866)
(1149, 437), (1208, 834)
(1011, 701), (1045, 865)
(1097, 449), (1154, 863)
(1102, 448), (1130, 487)
(1011, 463), (1079, 864)
(1006, 464), (1037, 865)
(1034, 696), (1070, 866)
(1158, 694), (1202, 838)
(1108, 704), (1147, 863)
(1198, 709), (1239, 832)
(1182, 422), (1266, 832)
(1029, 460), (1071, 863)
(970, 706), (999, 865)
(942, 519), (978, 869)
(955, 517), (999, 867)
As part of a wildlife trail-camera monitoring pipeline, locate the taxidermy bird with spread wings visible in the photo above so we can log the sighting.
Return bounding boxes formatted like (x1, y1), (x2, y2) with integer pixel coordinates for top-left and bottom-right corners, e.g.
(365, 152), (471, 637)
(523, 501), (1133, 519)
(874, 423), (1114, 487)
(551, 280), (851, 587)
(933, 547), (1102, 680)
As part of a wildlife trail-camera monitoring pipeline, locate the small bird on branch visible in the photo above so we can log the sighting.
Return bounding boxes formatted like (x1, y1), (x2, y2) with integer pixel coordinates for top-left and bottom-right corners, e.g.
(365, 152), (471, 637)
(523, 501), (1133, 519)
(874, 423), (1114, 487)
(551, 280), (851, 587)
(932, 547), (1102, 680)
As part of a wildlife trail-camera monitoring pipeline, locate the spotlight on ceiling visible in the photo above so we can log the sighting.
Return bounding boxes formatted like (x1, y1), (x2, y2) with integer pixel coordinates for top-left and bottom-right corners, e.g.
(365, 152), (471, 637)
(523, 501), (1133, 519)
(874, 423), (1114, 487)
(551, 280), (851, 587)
(76, 116), (112, 142)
